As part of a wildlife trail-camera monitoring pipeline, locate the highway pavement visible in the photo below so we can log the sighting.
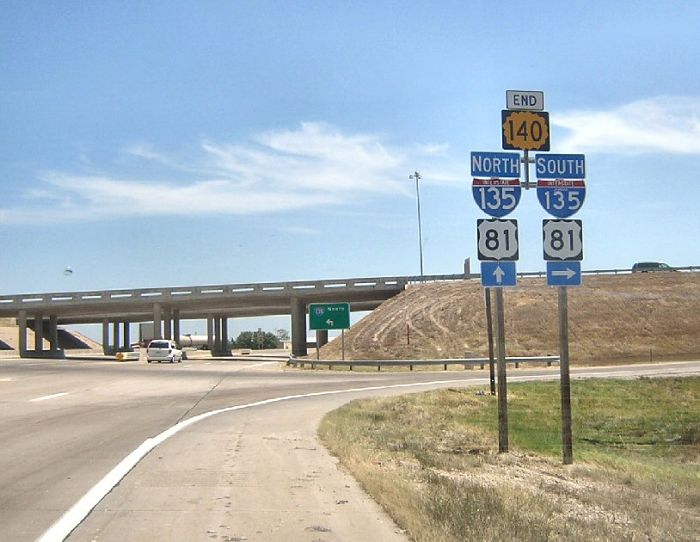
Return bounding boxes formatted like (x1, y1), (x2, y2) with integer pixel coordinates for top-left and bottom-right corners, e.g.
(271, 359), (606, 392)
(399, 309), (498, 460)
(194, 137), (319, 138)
(0, 356), (697, 541)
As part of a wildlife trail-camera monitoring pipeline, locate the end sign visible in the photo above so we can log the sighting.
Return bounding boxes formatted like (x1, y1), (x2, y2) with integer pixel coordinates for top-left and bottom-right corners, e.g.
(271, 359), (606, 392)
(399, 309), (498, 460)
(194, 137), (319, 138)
(506, 90), (544, 111)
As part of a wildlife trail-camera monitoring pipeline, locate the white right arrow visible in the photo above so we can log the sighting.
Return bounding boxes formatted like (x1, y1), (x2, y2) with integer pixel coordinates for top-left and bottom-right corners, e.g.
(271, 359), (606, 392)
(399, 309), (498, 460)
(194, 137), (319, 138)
(552, 267), (576, 279)
(493, 265), (506, 283)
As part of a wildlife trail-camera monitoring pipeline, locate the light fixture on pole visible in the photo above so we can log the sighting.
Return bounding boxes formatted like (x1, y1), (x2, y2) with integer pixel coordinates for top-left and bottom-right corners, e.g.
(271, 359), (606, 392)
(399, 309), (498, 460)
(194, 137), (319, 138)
(409, 171), (424, 278)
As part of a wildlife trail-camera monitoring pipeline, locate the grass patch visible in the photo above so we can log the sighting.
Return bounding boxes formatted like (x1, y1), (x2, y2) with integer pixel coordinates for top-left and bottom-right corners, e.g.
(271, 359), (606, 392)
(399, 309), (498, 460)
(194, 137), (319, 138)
(319, 377), (699, 542)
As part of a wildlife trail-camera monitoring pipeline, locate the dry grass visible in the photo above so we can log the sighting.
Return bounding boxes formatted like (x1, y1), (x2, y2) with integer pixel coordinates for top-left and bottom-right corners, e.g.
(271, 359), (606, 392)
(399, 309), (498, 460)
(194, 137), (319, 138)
(319, 377), (699, 542)
(316, 272), (700, 363)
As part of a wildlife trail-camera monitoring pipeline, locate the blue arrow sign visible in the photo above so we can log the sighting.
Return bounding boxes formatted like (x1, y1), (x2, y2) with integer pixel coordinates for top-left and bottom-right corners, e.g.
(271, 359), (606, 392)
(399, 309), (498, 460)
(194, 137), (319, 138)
(546, 261), (582, 287)
(471, 151), (521, 178)
(481, 261), (517, 288)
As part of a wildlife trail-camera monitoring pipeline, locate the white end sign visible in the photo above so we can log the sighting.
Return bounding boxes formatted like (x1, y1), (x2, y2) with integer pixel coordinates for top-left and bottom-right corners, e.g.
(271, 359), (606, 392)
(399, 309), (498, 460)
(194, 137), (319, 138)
(506, 90), (544, 111)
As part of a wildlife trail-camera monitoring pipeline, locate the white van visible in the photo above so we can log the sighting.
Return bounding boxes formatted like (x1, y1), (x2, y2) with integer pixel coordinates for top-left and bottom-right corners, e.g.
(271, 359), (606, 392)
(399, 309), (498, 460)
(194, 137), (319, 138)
(146, 340), (183, 363)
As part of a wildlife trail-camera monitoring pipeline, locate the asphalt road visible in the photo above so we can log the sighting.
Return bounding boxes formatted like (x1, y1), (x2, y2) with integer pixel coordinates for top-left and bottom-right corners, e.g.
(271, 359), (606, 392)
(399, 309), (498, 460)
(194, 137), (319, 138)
(0, 356), (697, 542)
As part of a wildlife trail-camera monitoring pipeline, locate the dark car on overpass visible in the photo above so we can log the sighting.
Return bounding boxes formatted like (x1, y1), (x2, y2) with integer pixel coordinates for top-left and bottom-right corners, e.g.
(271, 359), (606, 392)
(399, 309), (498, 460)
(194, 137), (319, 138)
(632, 262), (675, 273)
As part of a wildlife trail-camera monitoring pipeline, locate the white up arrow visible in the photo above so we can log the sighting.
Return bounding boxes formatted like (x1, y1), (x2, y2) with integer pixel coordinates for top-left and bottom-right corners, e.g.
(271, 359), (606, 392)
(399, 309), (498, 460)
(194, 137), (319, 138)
(493, 265), (506, 284)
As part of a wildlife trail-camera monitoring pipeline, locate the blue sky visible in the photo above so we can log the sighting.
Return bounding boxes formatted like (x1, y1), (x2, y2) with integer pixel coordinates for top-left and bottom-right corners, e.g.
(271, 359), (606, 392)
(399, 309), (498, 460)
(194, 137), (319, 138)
(2, 1), (699, 337)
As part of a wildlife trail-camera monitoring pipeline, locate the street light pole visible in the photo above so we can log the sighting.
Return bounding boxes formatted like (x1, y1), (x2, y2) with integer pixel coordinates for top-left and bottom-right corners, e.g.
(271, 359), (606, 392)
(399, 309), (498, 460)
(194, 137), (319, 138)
(409, 171), (424, 278)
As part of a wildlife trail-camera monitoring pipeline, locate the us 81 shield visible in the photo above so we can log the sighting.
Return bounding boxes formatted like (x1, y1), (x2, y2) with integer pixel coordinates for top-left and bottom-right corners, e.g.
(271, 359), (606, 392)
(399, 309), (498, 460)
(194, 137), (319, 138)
(542, 219), (583, 261)
(477, 219), (519, 261)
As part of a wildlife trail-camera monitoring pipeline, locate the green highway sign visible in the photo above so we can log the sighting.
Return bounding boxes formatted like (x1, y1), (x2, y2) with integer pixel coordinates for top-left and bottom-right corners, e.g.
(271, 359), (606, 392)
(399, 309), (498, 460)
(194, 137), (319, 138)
(309, 303), (350, 330)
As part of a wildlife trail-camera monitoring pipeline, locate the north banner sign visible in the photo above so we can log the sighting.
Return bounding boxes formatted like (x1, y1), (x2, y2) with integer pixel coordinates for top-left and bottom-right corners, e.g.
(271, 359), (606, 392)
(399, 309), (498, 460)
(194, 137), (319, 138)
(470, 151), (521, 178)
(501, 110), (550, 151)
(309, 303), (350, 330)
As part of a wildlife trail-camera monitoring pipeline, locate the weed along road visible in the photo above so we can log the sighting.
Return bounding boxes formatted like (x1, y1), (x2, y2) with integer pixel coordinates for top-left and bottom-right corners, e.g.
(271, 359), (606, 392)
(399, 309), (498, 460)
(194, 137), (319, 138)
(0, 358), (698, 541)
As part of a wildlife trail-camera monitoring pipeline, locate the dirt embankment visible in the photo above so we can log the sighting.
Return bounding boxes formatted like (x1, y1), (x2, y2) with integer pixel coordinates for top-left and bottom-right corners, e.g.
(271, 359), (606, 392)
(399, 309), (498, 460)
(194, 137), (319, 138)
(317, 272), (700, 364)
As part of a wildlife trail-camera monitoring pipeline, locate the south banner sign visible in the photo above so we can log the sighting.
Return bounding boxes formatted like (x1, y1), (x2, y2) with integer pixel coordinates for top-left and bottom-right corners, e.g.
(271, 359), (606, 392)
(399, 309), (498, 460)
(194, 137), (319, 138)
(536, 154), (586, 179)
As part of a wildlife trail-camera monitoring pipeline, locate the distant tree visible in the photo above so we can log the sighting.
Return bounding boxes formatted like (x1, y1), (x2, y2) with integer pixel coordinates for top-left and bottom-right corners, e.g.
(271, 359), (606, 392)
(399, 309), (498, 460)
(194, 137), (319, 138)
(233, 330), (281, 350)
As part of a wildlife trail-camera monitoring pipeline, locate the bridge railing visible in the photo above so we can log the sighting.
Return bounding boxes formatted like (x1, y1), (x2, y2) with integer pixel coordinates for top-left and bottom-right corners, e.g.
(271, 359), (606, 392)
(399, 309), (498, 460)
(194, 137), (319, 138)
(0, 276), (410, 310)
(405, 266), (699, 284)
(1, 266), (697, 310)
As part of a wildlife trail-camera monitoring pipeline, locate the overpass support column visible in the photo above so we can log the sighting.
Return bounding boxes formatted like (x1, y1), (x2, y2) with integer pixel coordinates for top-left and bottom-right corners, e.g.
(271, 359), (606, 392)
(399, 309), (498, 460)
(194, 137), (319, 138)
(163, 308), (172, 340)
(34, 313), (44, 353)
(221, 317), (230, 355)
(18, 310), (27, 357)
(172, 310), (180, 346)
(291, 298), (307, 357)
(316, 330), (329, 348)
(123, 322), (131, 351)
(207, 316), (214, 352)
(214, 317), (222, 355)
(153, 304), (162, 340)
(102, 320), (110, 355)
(49, 315), (59, 352)
(113, 322), (120, 353)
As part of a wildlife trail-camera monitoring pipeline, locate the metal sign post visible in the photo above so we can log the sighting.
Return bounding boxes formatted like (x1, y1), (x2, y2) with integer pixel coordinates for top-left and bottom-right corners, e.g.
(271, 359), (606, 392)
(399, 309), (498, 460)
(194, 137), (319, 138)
(495, 288), (509, 453)
(484, 288), (496, 395)
(558, 286), (573, 464)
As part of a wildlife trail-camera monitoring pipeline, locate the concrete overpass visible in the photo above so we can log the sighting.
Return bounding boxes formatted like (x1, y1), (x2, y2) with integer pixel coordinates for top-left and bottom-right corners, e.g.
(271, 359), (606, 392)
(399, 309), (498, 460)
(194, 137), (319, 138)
(0, 275), (444, 357)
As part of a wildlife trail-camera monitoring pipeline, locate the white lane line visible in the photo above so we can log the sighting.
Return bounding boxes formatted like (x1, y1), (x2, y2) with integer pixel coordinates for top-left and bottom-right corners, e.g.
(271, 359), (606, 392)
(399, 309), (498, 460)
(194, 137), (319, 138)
(30, 392), (69, 403)
(37, 364), (700, 542)
(0, 377), (14, 382)
(37, 377), (488, 542)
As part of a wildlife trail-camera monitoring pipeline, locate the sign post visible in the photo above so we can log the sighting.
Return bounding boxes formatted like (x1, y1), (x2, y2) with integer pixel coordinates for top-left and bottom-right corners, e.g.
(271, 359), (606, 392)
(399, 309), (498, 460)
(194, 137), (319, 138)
(558, 286), (573, 464)
(495, 287), (508, 453)
(484, 289), (496, 395)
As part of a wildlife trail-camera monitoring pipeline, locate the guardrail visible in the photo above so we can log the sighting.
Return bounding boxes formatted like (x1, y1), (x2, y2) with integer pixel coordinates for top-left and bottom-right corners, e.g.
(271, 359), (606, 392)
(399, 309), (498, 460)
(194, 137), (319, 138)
(288, 355), (560, 371)
(404, 266), (699, 284)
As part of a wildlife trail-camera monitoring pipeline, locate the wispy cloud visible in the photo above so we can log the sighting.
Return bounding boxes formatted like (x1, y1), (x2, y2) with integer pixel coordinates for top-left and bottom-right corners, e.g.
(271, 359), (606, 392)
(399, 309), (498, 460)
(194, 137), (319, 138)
(554, 96), (700, 154)
(1, 122), (450, 225)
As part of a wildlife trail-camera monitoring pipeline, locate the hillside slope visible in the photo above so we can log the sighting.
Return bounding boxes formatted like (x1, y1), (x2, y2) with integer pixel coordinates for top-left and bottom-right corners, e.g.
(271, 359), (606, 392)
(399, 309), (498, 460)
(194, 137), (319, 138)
(317, 272), (700, 364)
